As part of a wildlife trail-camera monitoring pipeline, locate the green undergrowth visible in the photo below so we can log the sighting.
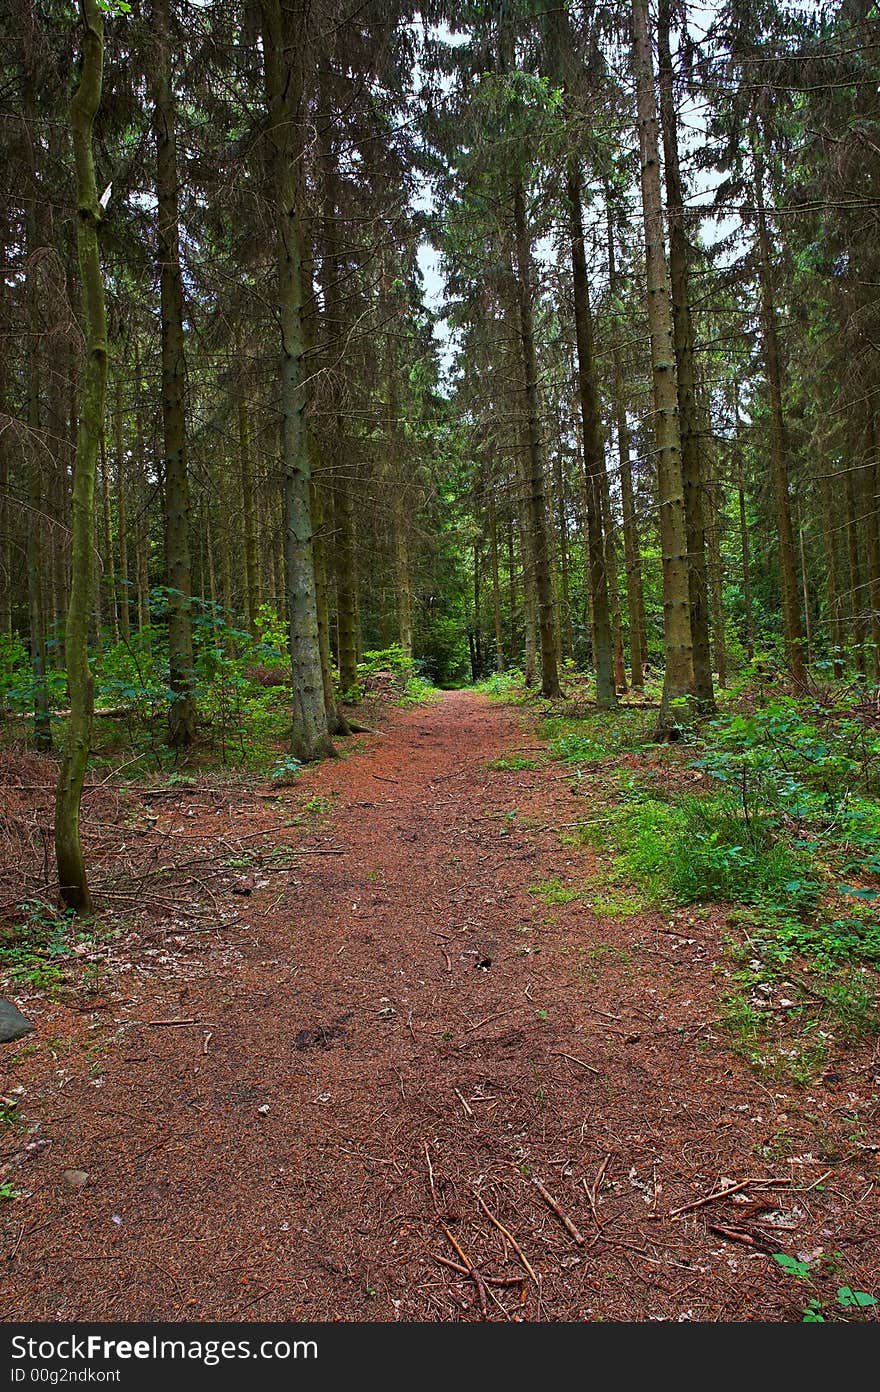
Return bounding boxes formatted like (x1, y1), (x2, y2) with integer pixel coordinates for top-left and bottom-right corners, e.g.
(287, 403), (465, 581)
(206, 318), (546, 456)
(538, 684), (880, 1080)
(0, 899), (117, 999)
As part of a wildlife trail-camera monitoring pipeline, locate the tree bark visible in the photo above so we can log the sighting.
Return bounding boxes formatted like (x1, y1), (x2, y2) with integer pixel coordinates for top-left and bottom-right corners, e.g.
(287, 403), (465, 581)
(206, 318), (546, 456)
(566, 161), (616, 708)
(153, 0), (197, 745)
(55, 0), (107, 913)
(99, 428), (118, 644)
(261, 0), (334, 761)
(114, 372), (130, 643)
(657, 0), (714, 711)
(238, 391), (260, 635)
(317, 81), (359, 693)
(751, 131), (806, 685)
(512, 182), (560, 699)
(606, 207), (647, 690)
(632, 0), (694, 736)
(26, 206), (52, 750)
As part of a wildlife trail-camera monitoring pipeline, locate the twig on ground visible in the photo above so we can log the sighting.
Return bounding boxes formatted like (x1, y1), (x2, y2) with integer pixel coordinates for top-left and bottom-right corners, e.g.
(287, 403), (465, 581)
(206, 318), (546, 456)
(454, 1089), (473, 1117)
(532, 1176), (585, 1245)
(433, 1256), (522, 1287)
(424, 1141), (440, 1217)
(473, 1189), (540, 1287)
(552, 1051), (600, 1075)
(669, 1176), (790, 1219)
(442, 1227), (488, 1319)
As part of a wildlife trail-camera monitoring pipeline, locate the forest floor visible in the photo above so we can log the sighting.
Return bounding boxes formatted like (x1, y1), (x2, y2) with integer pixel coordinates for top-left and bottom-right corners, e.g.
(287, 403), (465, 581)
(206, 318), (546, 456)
(1, 688), (878, 1323)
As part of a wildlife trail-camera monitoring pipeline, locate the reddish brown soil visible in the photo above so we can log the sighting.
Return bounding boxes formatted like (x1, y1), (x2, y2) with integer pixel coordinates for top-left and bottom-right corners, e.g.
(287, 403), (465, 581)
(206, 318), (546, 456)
(1, 691), (878, 1322)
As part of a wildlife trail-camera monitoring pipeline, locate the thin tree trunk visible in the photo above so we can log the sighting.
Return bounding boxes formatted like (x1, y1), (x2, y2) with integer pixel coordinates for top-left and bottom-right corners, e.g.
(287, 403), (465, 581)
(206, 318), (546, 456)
(114, 373), (130, 642)
(507, 508), (517, 664)
(736, 447), (754, 661)
(489, 489), (504, 671)
(567, 162), (615, 706)
(798, 499), (812, 668)
(860, 425), (880, 677)
(26, 206), (51, 750)
(632, 0), (694, 735)
(600, 469), (628, 694)
(512, 182), (559, 699)
(751, 131), (806, 685)
(55, 0), (107, 912)
(303, 225), (349, 735)
(844, 453), (865, 673)
(551, 457), (572, 661)
(238, 392), (260, 635)
(153, 0), (196, 745)
(317, 82), (359, 693)
(706, 470), (727, 687)
(99, 429), (118, 644)
(606, 207), (646, 690)
(0, 219), (10, 640)
(657, 0), (714, 711)
(262, 0), (334, 761)
(386, 326), (413, 658)
(819, 466), (844, 677)
(133, 339), (150, 635)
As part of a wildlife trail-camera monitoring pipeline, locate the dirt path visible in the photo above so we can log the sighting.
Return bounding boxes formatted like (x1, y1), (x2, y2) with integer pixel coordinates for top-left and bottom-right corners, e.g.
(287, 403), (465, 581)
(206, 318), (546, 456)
(2, 691), (878, 1322)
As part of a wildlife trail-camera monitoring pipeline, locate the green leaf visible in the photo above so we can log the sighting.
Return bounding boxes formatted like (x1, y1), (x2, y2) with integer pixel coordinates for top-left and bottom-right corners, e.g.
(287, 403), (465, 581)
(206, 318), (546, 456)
(838, 886), (880, 900)
(773, 1253), (811, 1279)
(836, 1287), (877, 1308)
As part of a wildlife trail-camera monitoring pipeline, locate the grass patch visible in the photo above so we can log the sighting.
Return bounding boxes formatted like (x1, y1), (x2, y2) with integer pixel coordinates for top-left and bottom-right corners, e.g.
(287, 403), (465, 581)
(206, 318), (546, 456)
(528, 877), (579, 905)
(591, 889), (648, 919)
(540, 709), (655, 765)
(488, 755), (539, 771)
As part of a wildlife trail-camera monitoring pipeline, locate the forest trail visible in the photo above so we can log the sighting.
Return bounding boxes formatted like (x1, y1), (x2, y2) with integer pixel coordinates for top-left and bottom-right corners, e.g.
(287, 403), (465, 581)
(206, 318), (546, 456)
(2, 691), (877, 1322)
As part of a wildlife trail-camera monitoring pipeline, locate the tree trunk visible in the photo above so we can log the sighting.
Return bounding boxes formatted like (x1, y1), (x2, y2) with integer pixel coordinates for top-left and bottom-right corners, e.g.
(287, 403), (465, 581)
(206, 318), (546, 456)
(844, 450), (864, 673)
(261, 0), (334, 761)
(632, 0), (694, 736)
(133, 339), (150, 635)
(706, 469), (727, 687)
(819, 466), (844, 677)
(489, 489), (504, 671)
(567, 161), (616, 707)
(657, 0), (714, 711)
(317, 82), (359, 693)
(606, 207), (647, 690)
(54, 0), (107, 913)
(26, 206), (51, 750)
(114, 373), (130, 643)
(512, 182), (559, 699)
(99, 429), (118, 644)
(238, 392), (260, 635)
(153, 0), (197, 746)
(860, 426), (880, 678)
(751, 132), (806, 686)
(386, 322), (413, 658)
(0, 219), (10, 640)
(600, 469), (628, 694)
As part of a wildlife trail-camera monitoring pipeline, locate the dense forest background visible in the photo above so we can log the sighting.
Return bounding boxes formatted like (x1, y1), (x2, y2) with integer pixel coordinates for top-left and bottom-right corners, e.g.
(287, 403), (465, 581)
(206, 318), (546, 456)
(0, 0), (878, 901)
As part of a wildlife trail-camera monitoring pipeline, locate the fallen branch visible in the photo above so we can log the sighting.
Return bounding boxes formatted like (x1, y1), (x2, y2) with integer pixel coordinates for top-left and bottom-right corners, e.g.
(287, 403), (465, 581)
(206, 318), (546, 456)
(474, 1189), (540, 1287)
(552, 1051), (600, 1076)
(454, 1089), (473, 1117)
(532, 1176), (585, 1246)
(424, 1141), (440, 1217)
(708, 1223), (756, 1246)
(433, 1256), (523, 1287)
(442, 1227), (488, 1319)
(585, 1152), (612, 1229)
(669, 1176), (790, 1220)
